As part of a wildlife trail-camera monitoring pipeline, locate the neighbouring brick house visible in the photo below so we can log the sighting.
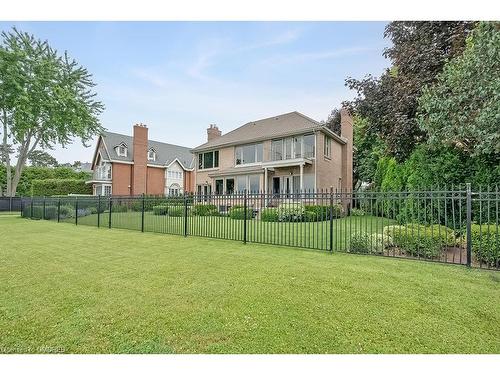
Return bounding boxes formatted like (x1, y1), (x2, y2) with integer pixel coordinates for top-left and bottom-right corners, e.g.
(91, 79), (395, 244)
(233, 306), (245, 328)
(191, 109), (353, 195)
(86, 124), (195, 196)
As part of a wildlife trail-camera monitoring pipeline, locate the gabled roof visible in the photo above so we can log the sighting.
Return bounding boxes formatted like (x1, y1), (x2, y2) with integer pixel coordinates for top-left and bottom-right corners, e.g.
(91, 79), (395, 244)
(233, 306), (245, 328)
(192, 111), (346, 152)
(98, 131), (195, 170)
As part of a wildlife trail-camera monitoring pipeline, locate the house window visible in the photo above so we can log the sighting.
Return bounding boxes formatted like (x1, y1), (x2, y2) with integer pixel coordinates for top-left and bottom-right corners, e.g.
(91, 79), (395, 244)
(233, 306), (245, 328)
(271, 140), (283, 161)
(148, 149), (156, 161)
(271, 134), (315, 161)
(249, 175), (260, 192)
(293, 137), (302, 158)
(115, 144), (127, 157)
(226, 178), (235, 194)
(198, 150), (219, 169)
(215, 179), (224, 195)
(303, 134), (315, 158)
(169, 183), (180, 196)
(104, 185), (112, 196)
(236, 176), (247, 192)
(235, 143), (263, 165)
(324, 136), (331, 158)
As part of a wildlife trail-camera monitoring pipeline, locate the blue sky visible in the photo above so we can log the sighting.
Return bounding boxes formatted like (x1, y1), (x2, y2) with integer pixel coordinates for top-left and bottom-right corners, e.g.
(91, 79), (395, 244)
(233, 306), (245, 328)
(0, 22), (390, 163)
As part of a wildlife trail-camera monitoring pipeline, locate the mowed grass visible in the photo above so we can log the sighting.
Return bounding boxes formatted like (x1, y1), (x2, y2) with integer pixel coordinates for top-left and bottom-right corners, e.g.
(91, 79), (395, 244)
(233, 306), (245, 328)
(0, 214), (499, 354)
(64, 211), (392, 251)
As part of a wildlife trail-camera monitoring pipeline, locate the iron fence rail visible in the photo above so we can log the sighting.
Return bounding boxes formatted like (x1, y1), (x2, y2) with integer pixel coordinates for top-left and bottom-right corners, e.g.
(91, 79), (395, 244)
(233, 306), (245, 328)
(15, 184), (500, 271)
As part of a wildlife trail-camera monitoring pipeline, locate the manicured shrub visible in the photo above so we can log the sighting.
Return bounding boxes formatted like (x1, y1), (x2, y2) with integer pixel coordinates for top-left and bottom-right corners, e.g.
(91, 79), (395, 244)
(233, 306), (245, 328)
(77, 208), (91, 217)
(168, 207), (185, 217)
(389, 224), (446, 259)
(31, 178), (92, 196)
(230, 207), (253, 220)
(111, 204), (128, 213)
(152, 205), (169, 215)
(304, 204), (344, 220)
(471, 224), (499, 266)
(350, 208), (366, 216)
(43, 206), (58, 220)
(191, 204), (219, 216)
(277, 202), (305, 222)
(260, 208), (279, 222)
(349, 232), (387, 254)
(59, 205), (74, 219)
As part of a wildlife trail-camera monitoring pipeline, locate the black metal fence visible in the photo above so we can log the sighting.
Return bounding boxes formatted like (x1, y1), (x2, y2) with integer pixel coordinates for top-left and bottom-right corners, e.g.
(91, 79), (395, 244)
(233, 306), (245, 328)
(16, 184), (500, 270)
(0, 197), (26, 212)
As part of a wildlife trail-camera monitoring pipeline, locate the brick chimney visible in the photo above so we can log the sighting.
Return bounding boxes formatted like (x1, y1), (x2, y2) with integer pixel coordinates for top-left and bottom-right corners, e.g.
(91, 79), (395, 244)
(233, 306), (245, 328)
(207, 124), (221, 142)
(132, 123), (148, 195)
(340, 108), (353, 191)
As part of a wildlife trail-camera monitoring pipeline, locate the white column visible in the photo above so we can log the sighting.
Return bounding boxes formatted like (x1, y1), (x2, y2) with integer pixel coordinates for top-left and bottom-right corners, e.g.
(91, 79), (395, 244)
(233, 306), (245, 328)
(299, 163), (304, 192)
(264, 167), (268, 193)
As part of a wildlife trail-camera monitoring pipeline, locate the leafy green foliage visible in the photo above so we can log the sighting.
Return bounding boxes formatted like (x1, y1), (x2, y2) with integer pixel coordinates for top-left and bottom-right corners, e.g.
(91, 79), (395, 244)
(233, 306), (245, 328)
(349, 232), (386, 254)
(418, 22), (500, 156)
(191, 204), (218, 216)
(152, 205), (168, 216)
(30, 178), (91, 196)
(168, 207), (185, 217)
(111, 204), (128, 213)
(229, 207), (253, 220)
(471, 224), (499, 266)
(27, 150), (58, 167)
(260, 208), (279, 222)
(0, 27), (104, 196)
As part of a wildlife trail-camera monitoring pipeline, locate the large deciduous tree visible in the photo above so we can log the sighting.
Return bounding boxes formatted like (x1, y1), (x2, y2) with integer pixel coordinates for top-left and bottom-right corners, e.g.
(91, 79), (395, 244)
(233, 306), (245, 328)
(345, 21), (475, 161)
(0, 28), (104, 196)
(27, 150), (59, 167)
(418, 22), (500, 156)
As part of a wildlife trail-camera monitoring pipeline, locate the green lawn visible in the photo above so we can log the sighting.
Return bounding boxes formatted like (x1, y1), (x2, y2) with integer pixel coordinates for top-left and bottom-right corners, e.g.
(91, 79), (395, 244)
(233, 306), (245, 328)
(1, 214), (499, 353)
(63, 211), (392, 251)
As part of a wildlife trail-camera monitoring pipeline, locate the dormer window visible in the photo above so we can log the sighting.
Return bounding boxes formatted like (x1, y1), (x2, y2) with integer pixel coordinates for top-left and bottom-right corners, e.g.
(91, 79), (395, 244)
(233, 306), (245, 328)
(148, 148), (156, 161)
(115, 143), (128, 157)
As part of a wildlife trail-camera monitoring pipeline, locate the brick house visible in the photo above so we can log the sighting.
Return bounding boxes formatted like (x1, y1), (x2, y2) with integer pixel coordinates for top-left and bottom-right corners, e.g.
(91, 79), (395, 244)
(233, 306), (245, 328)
(86, 124), (195, 196)
(191, 109), (353, 195)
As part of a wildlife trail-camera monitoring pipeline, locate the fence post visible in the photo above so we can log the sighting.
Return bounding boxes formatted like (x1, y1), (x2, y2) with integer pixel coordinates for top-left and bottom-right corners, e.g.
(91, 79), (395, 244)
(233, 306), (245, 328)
(30, 199), (34, 219)
(20, 198), (24, 217)
(42, 197), (46, 220)
(97, 195), (101, 228)
(466, 183), (472, 267)
(75, 197), (78, 226)
(57, 198), (61, 223)
(9, 196), (12, 212)
(183, 194), (188, 237)
(329, 186), (334, 253)
(141, 194), (145, 233)
(108, 197), (112, 229)
(243, 189), (247, 244)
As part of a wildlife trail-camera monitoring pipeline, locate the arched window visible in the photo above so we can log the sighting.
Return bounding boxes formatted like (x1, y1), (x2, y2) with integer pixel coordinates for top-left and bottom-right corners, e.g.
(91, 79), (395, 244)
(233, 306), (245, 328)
(168, 183), (181, 196)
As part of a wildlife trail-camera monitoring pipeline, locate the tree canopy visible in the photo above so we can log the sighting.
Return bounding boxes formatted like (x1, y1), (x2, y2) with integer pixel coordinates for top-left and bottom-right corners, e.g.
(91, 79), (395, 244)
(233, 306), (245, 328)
(418, 22), (500, 156)
(0, 27), (104, 196)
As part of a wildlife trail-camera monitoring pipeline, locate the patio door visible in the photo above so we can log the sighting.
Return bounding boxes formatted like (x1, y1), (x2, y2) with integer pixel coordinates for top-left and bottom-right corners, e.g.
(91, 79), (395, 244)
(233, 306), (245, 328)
(272, 177), (280, 195)
(283, 176), (292, 197)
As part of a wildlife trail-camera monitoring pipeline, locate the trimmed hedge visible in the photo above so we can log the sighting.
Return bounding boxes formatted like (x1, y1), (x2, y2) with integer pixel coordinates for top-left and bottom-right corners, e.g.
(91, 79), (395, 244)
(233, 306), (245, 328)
(168, 206), (185, 217)
(31, 179), (92, 196)
(191, 204), (219, 216)
(152, 205), (169, 215)
(230, 207), (252, 220)
(471, 224), (499, 266)
(111, 204), (128, 213)
(261, 208), (279, 222)
(349, 232), (387, 254)
(386, 224), (457, 259)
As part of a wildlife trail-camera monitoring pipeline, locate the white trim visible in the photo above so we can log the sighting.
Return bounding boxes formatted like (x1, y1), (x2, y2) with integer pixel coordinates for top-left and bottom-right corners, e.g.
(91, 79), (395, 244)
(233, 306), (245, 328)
(165, 157), (192, 171)
(147, 163), (166, 168)
(109, 159), (134, 165)
(261, 157), (312, 169)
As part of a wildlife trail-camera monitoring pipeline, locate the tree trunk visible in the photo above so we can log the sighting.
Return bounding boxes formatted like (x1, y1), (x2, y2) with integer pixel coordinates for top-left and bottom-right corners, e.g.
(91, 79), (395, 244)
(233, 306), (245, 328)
(10, 135), (40, 197)
(2, 112), (12, 197)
